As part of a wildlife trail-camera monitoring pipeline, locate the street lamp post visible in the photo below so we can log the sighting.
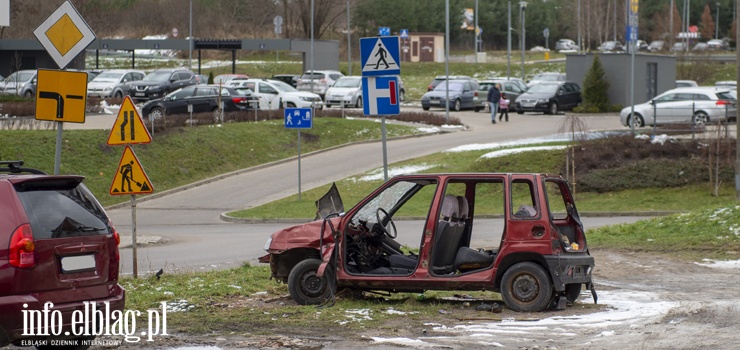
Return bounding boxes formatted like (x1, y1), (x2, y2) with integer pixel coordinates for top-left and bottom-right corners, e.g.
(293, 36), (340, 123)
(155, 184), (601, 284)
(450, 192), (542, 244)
(507, 0), (512, 79)
(520, 1), (527, 82)
(716, 2), (720, 39)
(347, 0), (351, 75)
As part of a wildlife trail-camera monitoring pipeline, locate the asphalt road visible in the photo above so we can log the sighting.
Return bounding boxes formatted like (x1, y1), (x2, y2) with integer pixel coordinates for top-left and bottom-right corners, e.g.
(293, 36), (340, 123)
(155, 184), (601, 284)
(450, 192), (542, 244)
(84, 107), (631, 275)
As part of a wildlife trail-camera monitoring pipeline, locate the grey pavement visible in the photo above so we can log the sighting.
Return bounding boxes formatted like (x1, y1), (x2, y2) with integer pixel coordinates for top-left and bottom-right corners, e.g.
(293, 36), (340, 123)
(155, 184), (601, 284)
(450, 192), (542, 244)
(99, 110), (623, 227)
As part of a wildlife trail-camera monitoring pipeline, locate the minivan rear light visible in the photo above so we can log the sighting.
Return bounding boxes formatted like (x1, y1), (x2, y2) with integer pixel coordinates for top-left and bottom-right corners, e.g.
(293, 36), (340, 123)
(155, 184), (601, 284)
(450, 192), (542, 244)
(9, 224), (35, 268)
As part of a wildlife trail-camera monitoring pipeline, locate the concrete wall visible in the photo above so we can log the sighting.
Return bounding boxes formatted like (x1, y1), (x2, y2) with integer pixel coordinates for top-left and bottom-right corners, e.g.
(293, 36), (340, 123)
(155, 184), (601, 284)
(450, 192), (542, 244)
(566, 53), (676, 107)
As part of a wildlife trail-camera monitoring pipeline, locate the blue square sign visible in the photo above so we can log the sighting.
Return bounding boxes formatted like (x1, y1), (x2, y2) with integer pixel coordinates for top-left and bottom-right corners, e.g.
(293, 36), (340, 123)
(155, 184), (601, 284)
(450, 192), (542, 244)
(362, 76), (400, 116)
(284, 108), (312, 129)
(360, 36), (400, 77)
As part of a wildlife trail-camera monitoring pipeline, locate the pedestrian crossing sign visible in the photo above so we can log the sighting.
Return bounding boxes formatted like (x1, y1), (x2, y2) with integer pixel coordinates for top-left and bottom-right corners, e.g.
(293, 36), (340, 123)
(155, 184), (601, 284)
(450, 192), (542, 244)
(109, 145), (153, 195)
(360, 36), (400, 76)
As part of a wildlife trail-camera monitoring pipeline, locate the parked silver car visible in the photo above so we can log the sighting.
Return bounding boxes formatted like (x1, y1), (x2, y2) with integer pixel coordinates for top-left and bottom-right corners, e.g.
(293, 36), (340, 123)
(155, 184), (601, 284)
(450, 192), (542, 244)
(421, 79), (479, 111)
(555, 39), (578, 52)
(324, 76), (363, 108)
(296, 70), (344, 98)
(620, 87), (737, 127)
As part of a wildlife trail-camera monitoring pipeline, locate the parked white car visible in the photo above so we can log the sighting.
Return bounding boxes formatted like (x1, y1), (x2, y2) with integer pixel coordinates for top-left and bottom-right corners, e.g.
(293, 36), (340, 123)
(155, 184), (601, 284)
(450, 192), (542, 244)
(0, 70), (37, 97)
(227, 79), (323, 110)
(620, 87), (737, 127)
(87, 69), (146, 98)
(324, 76), (363, 108)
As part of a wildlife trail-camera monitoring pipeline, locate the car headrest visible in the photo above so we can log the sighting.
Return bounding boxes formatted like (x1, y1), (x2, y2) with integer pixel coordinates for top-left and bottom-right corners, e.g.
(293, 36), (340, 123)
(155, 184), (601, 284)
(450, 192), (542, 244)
(440, 194), (459, 221)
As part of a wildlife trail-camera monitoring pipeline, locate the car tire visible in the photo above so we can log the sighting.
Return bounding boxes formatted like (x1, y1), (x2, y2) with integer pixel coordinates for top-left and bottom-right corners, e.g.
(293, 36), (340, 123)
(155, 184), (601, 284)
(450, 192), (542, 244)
(501, 262), (553, 312)
(474, 107), (482, 112)
(287, 102), (296, 108)
(692, 111), (709, 126)
(422, 106), (430, 111)
(548, 102), (559, 115)
(148, 107), (164, 120)
(517, 109), (524, 115)
(564, 283), (582, 303)
(356, 97), (363, 108)
(453, 99), (462, 111)
(399, 89), (406, 102)
(24, 91), (34, 98)
(287, 258), (336, 305)
(114, 91), (123, 99)
(628, 114), (644, 128)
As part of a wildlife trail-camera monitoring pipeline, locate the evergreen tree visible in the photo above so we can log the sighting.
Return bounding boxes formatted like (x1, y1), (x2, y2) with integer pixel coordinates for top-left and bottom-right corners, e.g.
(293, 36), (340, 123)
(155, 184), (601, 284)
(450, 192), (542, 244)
(208, 72), (215, 85)
(581, 55), (610, 112)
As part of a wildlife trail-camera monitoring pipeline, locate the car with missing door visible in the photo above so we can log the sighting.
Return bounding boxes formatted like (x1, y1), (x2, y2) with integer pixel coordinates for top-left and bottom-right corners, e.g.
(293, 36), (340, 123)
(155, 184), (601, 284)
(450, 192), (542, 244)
(0, 161), (125, 347)
(261, 173), (596, 312)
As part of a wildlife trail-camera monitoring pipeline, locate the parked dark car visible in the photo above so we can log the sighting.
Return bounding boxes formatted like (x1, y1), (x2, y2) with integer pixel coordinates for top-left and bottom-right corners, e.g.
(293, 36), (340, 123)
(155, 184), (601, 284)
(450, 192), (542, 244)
(515, 81), (582, 114)
(141, 85), (259, 120)
(261, 173), (596, 312)
(0, 161), (125, 347)
(421, 79), (479, 111)
(128, 68), (198, 102)
(271, 74), (299, 88)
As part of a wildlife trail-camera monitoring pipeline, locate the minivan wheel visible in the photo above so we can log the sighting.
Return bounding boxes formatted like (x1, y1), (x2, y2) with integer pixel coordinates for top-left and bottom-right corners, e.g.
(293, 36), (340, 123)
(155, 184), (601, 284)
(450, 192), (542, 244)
(693, 111), (709, 126)
(288, 258), (336, 305)
(399, 89), (405, 102)
(548, 102), (559, 115)
(501, 262), (553, 312)
(24, 91), (34, 98)
(356, 96), (363, 108)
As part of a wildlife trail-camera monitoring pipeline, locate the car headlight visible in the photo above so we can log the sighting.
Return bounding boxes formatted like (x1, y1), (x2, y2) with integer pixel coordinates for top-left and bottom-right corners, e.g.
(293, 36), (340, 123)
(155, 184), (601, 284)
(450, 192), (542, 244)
(300, 96), (312, 101)
(537, 98), (549, 103)
(263, 236), (273, 251)
(103, 86), (112, 91)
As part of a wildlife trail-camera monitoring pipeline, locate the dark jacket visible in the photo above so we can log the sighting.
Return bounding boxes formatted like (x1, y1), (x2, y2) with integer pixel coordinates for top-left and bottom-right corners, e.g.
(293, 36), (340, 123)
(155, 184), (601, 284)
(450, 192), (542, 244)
(487, 86), (501, 103)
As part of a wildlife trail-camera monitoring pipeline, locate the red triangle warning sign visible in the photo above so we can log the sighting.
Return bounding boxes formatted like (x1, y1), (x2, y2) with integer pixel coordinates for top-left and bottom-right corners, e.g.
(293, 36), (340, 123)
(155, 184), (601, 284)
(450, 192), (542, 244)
(107, 96), (152, 145)
(109, 146), (154, 195)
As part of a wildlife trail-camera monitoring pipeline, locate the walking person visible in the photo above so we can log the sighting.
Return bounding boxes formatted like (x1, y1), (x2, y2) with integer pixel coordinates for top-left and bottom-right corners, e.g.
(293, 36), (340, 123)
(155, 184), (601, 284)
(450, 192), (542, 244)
(487, 83), (501, 124)
(498, 93), (510, 122)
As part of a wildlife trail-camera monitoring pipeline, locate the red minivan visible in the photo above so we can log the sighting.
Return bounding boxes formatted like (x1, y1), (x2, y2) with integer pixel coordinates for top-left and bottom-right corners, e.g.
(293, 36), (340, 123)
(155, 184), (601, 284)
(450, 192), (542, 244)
(262, 173), (596, 312)
(0, 161), (125, 347)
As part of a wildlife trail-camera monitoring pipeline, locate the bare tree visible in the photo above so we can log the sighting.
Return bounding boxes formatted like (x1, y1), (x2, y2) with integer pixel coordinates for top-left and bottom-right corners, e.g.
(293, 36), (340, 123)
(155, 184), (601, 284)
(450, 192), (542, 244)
(282, 0), (346, 39)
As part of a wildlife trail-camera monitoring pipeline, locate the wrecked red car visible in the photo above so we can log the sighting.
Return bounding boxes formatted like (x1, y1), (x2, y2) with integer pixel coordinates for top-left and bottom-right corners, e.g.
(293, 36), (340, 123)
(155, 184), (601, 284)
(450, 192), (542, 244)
(261, 173), (596, 312)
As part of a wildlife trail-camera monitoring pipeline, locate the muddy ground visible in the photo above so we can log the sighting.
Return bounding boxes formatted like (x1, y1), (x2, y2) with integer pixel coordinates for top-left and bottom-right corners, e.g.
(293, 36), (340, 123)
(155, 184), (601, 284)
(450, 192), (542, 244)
(82, 249), (738, 350)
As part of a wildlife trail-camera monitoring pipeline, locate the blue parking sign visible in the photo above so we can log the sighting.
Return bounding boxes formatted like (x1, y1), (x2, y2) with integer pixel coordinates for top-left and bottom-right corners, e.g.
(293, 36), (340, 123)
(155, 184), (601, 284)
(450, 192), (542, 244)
(284, 108), (312, 129)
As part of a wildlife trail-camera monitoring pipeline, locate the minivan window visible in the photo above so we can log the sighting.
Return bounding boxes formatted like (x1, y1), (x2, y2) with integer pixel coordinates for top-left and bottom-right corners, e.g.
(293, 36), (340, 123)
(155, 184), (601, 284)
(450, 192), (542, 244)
(16, 183), (111, 239)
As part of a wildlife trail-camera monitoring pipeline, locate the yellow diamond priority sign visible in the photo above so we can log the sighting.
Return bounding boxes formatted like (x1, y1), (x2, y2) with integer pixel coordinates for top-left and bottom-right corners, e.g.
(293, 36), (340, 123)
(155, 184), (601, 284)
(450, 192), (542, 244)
(33, 1), (96, 69)
(107, 96), (152, 145)
(110, 146), (154, 196)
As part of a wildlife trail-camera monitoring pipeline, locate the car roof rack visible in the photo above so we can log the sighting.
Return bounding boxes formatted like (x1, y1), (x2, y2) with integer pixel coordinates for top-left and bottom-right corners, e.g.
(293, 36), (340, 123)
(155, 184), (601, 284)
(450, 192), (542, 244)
(0, 161), (47, 174)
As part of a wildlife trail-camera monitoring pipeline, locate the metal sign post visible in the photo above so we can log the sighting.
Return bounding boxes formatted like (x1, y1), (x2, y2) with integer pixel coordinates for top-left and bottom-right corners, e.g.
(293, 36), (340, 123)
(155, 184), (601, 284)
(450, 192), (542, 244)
(285, 108), (313, 199)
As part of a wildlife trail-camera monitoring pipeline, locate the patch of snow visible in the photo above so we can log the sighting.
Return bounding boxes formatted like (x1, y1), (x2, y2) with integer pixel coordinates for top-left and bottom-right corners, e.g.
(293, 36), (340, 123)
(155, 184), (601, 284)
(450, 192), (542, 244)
(694, 259), (740, 269)
(480, 145), (567, 159)
(351, 164), (436, 182)
(446, 131), (624, 153)
(370, 337), (442, 347)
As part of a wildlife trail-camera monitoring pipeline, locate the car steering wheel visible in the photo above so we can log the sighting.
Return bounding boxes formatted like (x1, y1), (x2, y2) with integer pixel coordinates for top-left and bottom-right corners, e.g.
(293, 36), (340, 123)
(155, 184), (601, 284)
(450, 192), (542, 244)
(375, 208), (397, 239)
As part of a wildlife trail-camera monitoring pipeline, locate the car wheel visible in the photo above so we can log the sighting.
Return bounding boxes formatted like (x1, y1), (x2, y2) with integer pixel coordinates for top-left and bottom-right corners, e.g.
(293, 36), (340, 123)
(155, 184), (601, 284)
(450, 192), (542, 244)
(564, 283), (582, 303)
(474, 107), (482, 112)
(453, 99), (462, 111)
(517, 109), (524, 115)
(548, 102), (559, 115)
(24, 91), (34, 98)
(149, 107), (164, 120)
(287, 258), (336, 305)
(501, 262), (553, 312)
(356, 97), (363, 108)
(422, 106), (430, 111)
(287, 102), (296, 108)
(693, 111), (709, 126)
(399, 89), (406, 102)
(114, 91), (123, 99)
(628, 114), (644, 128)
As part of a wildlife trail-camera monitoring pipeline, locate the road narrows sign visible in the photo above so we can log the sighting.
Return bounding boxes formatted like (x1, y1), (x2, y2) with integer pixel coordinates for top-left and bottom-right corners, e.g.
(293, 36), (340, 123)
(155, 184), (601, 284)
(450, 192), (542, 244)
(110, 146), (153, 196)
(35, 69), (87, 123)
(33, 1), (96, 69)
(107, 96), (152, 145)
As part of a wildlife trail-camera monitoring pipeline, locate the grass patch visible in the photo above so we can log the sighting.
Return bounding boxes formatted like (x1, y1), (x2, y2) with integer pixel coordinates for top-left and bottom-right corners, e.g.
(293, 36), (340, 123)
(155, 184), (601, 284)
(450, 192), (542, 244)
(588, 205), (740, 260)
(0, 118), (421, 206)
